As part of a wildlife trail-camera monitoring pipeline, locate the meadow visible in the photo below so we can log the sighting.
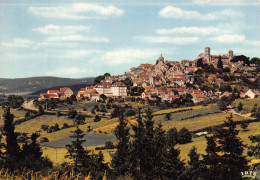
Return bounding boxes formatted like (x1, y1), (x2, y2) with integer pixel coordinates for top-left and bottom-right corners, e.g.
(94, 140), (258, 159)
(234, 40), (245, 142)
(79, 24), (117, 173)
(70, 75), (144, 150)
(1, 98), (259, 165)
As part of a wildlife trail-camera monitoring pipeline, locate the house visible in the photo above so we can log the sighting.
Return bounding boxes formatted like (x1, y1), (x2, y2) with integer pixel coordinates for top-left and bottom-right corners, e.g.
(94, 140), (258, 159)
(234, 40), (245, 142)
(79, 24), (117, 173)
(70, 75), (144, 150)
(111, 82), (127, 97)
(244, 89), (259, 98)
(39, 87), (73, 101)
(94, 82), (113, 96)
(91, 94), (101, 101)
(192, 93), (206, 103)
(59, 87), (73, 99)
(94, 82), (127, 97)
(38, 93), (59, 101)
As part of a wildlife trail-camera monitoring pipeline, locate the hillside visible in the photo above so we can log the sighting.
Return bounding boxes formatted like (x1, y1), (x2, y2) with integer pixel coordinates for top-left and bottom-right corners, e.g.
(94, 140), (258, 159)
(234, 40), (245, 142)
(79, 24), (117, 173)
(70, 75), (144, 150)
(0, 76), (94, 94)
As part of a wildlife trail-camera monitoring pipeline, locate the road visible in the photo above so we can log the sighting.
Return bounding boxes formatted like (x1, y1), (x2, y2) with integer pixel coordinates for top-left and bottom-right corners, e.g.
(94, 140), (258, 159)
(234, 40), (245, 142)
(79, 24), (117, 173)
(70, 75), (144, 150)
(23, 100), (38, 111)
(227, 105), (256, 120)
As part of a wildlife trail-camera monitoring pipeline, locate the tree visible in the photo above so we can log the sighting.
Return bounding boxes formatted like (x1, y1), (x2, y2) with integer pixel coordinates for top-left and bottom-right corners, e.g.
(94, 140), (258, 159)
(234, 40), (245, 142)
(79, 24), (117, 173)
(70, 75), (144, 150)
(65, 125), (91, 175)
(240, 122), (248, 131)
(74, 114), (85, 125)
(178, 128), (192, 144)
(196, 58), (203, 67)
(217, 55), (223, 70)
(217, 95), (233, 110)
(38, 105), (44, 115)
(237, 102), (243, 112)
(111, 108), (131, 177)
(165, 127), (178, 147)
(248, 134), (260, 158)
(67, 109), (77, 119)
(231, 55), (250, 65)
(164, 113), (171, 121)
(124, 109), (136, 117)
(100, 94), (107, 101)
(94, 115), (101, 122)
(104, 72), (111, 77)
(3, 108), (20, 159)
(212, 114), (248, 179)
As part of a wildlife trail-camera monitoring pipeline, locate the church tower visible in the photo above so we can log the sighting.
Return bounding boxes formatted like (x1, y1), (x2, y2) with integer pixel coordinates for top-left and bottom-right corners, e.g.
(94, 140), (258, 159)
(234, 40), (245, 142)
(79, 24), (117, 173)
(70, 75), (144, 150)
(228, 50), (234, 61)
(205, 47), (211, 63)
(158, 54), (164, 63)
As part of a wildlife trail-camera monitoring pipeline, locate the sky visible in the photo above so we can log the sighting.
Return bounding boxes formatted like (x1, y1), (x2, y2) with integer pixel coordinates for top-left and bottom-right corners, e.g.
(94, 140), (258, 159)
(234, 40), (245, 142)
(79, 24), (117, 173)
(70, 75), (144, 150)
(0, 0), (259, 79)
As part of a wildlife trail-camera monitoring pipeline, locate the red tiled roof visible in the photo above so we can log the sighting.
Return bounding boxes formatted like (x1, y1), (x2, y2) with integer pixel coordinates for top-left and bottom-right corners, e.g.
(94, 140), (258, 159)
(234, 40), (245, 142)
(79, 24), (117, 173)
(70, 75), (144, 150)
(112, 82), (126, 87)
(48, 90), (59, 94)
(60, 87), (69, 92)
(195, 94), (205, 98)
(95, 82), (111, 88)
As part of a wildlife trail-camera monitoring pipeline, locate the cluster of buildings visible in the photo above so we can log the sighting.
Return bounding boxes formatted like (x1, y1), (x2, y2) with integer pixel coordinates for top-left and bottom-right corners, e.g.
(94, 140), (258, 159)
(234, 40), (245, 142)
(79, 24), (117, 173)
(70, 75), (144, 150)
(77, 82), (127, 101)
(195, 47), (243, 69)
(38, 87), (73, 101)
(38, 47), (259, 103)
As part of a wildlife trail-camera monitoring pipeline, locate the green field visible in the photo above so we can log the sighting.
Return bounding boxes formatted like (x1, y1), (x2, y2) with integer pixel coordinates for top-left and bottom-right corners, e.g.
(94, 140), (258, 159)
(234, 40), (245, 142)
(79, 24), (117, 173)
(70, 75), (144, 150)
(0, 108), (27, 126)
(1, 98), (259, 165)
(232, 97), (260, 110)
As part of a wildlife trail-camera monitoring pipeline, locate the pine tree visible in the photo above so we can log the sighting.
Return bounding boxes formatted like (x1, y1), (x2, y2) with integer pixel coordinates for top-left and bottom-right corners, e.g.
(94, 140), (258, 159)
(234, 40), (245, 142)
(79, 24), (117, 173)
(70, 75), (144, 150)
(238, 102), (243, 112)
(248, 134), (260, 158)
(211, 114), (248, 179)
(129, 108), (146, 178)
(153, 122), (167, 179)
(217, 55), (223, 70)
(65, 125), (91, 175)
(202, 135), (220, 179)
(180, 147), (206, 179)
(2, 108), (20, 160)
(110, 107), (131, 177)
(166, 127), (179, 147)
(141, 108), (156, 179)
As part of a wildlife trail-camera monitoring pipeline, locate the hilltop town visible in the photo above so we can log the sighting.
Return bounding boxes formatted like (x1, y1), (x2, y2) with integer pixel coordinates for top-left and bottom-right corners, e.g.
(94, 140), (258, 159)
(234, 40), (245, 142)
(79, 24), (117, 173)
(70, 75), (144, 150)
(39, 47), (259, 104)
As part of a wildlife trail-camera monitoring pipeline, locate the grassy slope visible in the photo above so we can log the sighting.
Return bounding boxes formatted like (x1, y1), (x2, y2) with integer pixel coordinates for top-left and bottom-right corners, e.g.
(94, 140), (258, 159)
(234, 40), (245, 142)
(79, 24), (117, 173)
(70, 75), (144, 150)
(0, 108), (27, 126)
(15, 115), (74, 134)
(232, 97), (260, 110)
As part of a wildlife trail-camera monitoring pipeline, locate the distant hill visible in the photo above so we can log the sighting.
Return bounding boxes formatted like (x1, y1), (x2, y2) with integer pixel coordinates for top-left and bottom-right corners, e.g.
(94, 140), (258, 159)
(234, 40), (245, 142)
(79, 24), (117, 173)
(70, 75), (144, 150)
(0, 76), (94, 94)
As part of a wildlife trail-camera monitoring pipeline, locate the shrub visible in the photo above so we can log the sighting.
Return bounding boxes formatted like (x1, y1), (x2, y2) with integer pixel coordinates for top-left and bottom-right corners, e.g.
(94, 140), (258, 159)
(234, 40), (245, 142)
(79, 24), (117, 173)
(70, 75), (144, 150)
(178, 128), (192, 144)
(67, 109), (77, 119)
(62, 123), (69, 129)
(17, 133), (28, 143)
(41, 124), (49, 131)
(94, 115), (101, 122)
(56, 111), (61, 117)
(125, 109), (136, 117)
(40, 137), (49, 143)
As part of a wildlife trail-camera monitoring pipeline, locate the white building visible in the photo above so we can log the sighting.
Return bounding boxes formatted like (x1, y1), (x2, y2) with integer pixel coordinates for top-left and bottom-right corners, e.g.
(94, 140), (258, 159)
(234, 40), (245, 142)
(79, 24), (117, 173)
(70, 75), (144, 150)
(94, 82), (127, 97)
(111, 82), (127, 97)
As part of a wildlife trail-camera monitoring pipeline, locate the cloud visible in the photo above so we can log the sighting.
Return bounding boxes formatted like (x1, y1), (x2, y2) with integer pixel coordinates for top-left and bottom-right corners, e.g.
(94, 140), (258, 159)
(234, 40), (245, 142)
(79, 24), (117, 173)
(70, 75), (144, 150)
(159, 6), (243, 20)
(210, 34), (245, 43)
(101, 48), (162, 65)
(2, 38), (32, 48)
(28, 3), (124, 19)
(156, 26), (231, 35)
(32, 24), (90, 35)
(46, 35), (109, 43)
(193, 0), (259, 5)
(136, 36), (199, 44)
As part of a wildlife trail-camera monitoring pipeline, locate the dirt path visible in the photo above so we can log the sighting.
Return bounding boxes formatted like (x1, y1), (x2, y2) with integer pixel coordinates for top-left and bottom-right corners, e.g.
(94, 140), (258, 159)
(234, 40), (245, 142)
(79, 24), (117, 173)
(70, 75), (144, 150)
(227, 105), (255, 120)
(23, 100), (38, 111)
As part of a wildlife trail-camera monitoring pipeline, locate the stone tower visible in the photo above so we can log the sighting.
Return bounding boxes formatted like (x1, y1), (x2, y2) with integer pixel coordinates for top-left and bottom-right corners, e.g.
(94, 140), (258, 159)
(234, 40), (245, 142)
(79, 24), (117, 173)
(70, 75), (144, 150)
(158, 54), (164, 63)
(228, 50), (234, 61)
(205, 47), (211, 62)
